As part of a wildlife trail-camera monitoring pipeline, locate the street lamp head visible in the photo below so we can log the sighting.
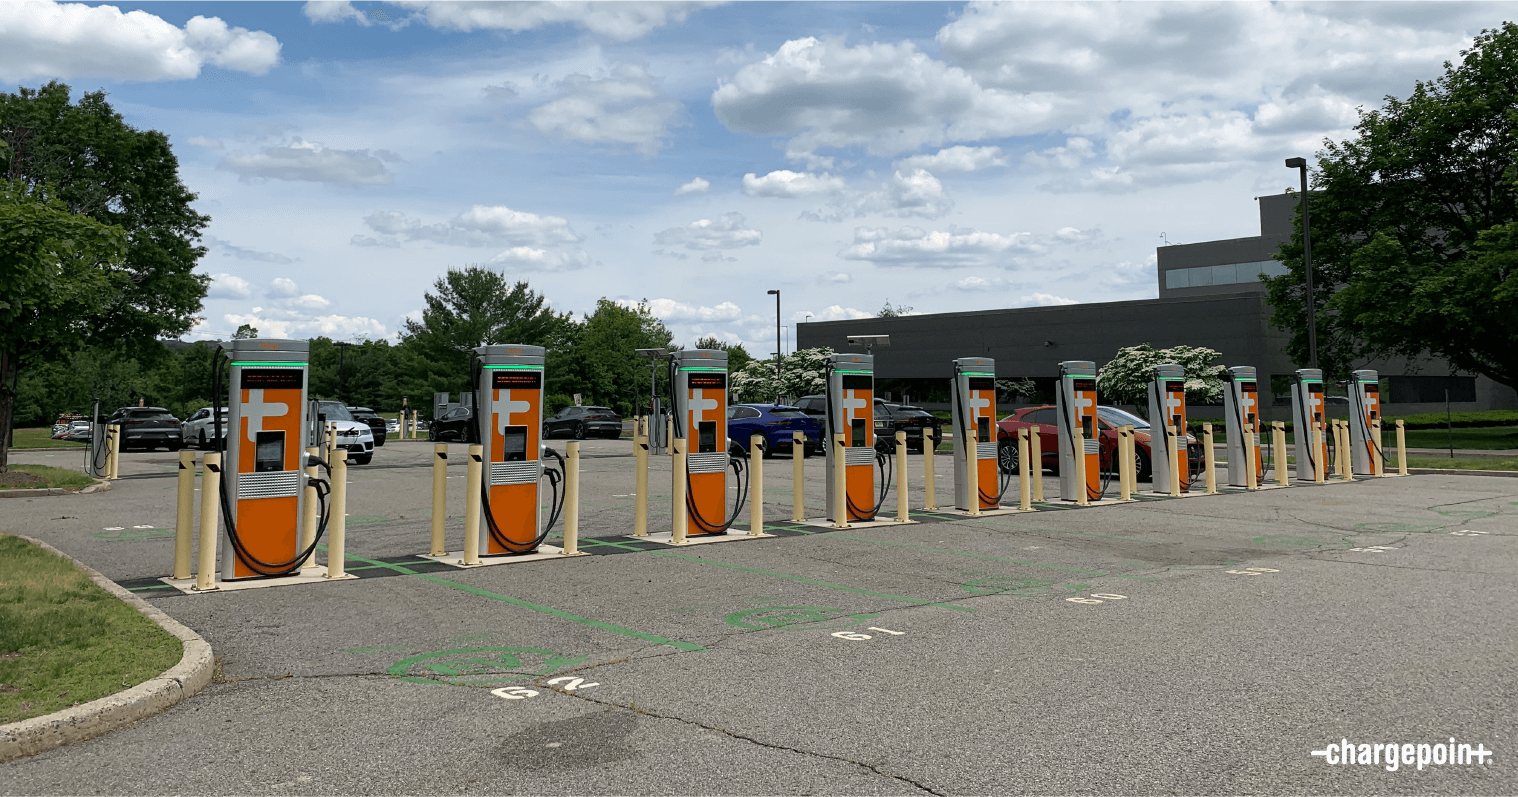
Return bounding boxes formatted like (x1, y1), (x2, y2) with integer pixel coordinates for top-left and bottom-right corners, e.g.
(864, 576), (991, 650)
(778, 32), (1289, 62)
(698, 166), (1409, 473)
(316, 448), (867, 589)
(766, 289), (779, 295)
(634, 348), (668, 359)
(1284, 157), (1307, 169)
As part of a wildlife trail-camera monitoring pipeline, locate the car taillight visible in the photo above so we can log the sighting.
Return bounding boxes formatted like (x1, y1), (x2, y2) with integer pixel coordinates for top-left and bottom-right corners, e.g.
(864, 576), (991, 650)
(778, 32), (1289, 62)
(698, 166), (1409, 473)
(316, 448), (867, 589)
(124, 419), (144, 426)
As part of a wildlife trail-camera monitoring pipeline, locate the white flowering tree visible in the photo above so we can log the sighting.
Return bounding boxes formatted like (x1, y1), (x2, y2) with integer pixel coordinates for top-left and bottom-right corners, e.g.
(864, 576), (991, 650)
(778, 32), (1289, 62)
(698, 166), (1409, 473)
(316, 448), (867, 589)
(1097, 344), (1226, 416)
(730, 347), (833, 404)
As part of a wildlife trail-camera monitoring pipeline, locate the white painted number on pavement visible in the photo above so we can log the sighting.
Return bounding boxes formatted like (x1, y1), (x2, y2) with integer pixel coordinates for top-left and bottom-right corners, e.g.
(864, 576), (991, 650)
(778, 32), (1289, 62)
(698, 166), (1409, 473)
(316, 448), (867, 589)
(492, 686), (538, 700)
(1067, 593), (1127, 604)
(1346, 546), (1395, 553)
(1450, 530), (1490, 537)
(1226, 567), (1281, 574)
(831, 631), (872, 641)
(546, 676), (600, 692)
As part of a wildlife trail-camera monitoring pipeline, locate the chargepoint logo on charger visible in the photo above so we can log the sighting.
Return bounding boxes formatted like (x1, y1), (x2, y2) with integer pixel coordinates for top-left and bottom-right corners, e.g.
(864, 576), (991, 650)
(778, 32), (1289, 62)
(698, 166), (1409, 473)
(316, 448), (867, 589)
(1311, 738), (1492, 771)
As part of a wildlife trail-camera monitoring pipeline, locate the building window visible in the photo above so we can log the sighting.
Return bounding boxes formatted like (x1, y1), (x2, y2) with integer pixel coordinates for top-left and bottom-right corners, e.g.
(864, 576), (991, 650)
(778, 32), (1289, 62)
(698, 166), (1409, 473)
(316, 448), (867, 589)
(1387, 375), (1477, 404)
(1164, 260), (1289, 289)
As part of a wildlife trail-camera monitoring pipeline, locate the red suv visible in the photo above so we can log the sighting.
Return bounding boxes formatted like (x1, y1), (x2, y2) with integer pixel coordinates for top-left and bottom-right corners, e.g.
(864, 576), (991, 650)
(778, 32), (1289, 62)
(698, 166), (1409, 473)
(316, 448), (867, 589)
(995, 405), (1201, 482)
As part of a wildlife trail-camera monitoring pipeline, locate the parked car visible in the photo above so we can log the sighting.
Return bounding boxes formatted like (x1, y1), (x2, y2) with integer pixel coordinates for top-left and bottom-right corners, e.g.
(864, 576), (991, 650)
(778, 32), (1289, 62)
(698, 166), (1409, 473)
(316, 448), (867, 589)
(181, 407), (229, 450)
(995, 404), (1201, 482)
(57, 419), (93, 442)
(428, 404), (473, 442)
(107, 407), (183, 451)
(314, 401), (375, 465)
(792, 395), (942, 453)
(544, 406), (623, 439)
(726, 404), (822, 457)
(347, 406), (388, 447)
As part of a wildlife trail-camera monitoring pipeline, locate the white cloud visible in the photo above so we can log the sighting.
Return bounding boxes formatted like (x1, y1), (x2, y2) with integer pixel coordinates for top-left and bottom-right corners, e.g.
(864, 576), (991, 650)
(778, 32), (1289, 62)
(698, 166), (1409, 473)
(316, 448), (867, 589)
(392, 1), (716, 41)
(204, 235), (297, 265)
(219, 139), (393, 186)
(742, 170), (847, 198)
(527, 64), (682, 156)
(675, 177), (710, 195)
(812, 305), (873, 321)
(207, 273), (252, 300)
(487, 247), (593, 272)
(817, 272), (852, 284)
(632, 298), (744, 323)
(803, 169), (953, 222)
(652, 213), (761, 251)
(186, 136), (224, 150)
(0, 2), (280, 82)
(222, 311), (386, 340)
(361, 206), (583, 248)
(1013, 292), (1078, 307)
(839, 225), (1043, 268)
(267, 277), (301, 298)
(894, 145), (1008, 173)
(302, 1), (369, 25)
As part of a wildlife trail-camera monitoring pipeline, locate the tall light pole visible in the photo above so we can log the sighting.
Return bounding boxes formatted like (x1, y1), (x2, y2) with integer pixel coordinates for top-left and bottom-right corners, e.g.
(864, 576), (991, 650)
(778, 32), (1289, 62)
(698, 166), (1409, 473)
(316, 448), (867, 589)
(766, 289), (781, 403)
(1285, 157), (1318, 370)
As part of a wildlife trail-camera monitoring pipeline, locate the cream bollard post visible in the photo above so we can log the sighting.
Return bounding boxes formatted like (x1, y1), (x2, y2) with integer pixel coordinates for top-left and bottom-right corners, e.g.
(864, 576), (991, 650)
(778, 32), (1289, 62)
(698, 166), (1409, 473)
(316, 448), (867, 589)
(634, 418), (650, 537)
(1030, 428), (1044, 502)
(194, 453), (222, 591)
(462, 444), (483, 565)
(832, 435), (849, 529)
(174, 450), (195, 580)
(1243, 422), (1259, 490)
(1396, 419), (1408, 476)
(792, 431), (806, 521)
(1313, 421), (1327, 484)
(1372, 419), (1385, 476)
(749, 433), (765, 536)
(430, 443), (448, 556)
(921, 428), (937, 510)
(1202, 423), (1218, 495)
(894, 430), (910, 523)
(671, 433), (688, 544)
(562, 441), (581, 555)
(326, 455), (348, 578)
(1273, 422), (1290, 487)
(1167, 424), (1182, 497)
(108, 424), (121, 480)
(1018, 427), (1032, 510)
(302, 447), (321, 570)
(966, 427), (982, 516)
(1074, 425), (1089, 507)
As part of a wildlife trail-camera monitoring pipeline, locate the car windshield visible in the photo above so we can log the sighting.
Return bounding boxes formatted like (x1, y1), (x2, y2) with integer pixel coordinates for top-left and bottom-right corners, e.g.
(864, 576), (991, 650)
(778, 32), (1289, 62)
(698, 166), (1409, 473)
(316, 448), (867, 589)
(128, 409), (174, 419)
(893, 406), (931, 417)
(769, 409), (808, 418)
(318, 403), (355, 421)
(1097, 406), (1149, 429)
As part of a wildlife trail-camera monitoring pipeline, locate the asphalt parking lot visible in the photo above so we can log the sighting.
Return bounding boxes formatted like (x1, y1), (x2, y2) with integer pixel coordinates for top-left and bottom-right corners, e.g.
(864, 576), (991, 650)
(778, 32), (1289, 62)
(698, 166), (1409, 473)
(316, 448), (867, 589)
(3, 439), (1515, 795)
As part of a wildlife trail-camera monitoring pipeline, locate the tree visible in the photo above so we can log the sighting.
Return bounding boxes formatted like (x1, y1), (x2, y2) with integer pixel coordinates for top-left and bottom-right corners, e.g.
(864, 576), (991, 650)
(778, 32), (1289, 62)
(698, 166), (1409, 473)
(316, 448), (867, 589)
(693, 335), (753, 373)
(1264, 23), (1518, 387)
(0, 181), (127, 469)
(1096, 344), (1225, 416)
(564, 299), (674, 414)
(399, 266), (578, 396)
(730, 347), (833, 403)
(232, 324), (258, 339)
(877, 299), (913, 317)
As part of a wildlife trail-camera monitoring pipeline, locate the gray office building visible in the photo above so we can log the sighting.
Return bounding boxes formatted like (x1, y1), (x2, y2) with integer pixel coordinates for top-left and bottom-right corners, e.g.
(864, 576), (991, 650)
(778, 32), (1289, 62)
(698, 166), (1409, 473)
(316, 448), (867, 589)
(797, 192), (1515, 416)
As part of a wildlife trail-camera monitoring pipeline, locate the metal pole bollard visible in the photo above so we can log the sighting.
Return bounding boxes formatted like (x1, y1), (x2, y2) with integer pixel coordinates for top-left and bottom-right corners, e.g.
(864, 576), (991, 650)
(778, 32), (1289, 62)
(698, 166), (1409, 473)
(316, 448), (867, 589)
(1312, 422), (1326, 484)
(1202, 423), (1218, 495)
(463, 444), (483, 565)
(173, 450), (195, 580)
(1074, 426), (1089, 506)
(1018, 428), (1032, 510)
(832, 435), (849, 529)
(1372, 419), (1384, 476)
(672, 434), (688, 544)
(894, 430), (910, 523)
(195, 453), (221, 591)
(431, 444), (448, 556)
(563, 441), (581, 554)
(1244, 422), (1258, 490)
(750, 434), (765, 535)
(965, 427), (981, 516)
(1273, 422), (1290, 487)
(326, 456), (347, 578)
(634, 418), (650, 537)
(1396, 419), (1407, 475)
(921, 428), (937, 510)
(301, 447), (321, 570)
(1167, 424), (1181, 497)
(1030, 428), (1044, 502)
(792, 431), (805, 521)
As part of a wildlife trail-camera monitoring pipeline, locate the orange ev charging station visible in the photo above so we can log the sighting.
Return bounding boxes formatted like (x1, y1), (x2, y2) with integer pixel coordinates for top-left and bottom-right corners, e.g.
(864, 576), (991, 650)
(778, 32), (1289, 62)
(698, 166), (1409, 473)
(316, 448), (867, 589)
(1145, 363), (1189, 494)
(825, 353), (882, 522)
(218, 339), (324, 580)
(1056, 361), (1102, 503)
(471, 345), (565, 555)
(1222, 366), (1263, 487)
(1290, 368), (1329, 481)
(670, 349), (747, 535)
(1347, 369), (1381, 475)
(950, 357), (1001, 511)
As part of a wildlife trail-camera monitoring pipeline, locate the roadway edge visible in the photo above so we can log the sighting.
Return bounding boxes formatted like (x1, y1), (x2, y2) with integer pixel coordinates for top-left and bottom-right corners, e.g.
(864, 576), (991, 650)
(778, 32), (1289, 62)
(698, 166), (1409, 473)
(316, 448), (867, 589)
(0, 534), (212, 763)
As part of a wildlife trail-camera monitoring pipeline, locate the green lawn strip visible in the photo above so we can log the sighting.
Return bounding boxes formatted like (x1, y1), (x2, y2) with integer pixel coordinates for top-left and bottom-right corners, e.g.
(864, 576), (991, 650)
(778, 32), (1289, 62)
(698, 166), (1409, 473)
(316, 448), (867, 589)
(1, 464), (94, 490)
(9, 428), (87, 450)
(1407, 456), (1518, 472)
(330, 549), (703, 652)
(652, 550), (976, 612)
(0, 535), (181, 724)
(1400, 427), (1518, 450)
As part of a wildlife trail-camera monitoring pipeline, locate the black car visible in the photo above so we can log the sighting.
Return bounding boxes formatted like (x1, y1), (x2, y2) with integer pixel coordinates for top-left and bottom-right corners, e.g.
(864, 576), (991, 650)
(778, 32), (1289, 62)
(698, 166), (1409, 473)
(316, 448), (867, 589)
(792, 395), (942, 453)
(108, 407), (183, 451)
(544, 406), (622, 439)
(428, 403), (473, 442)
(347, 406), (388, 446)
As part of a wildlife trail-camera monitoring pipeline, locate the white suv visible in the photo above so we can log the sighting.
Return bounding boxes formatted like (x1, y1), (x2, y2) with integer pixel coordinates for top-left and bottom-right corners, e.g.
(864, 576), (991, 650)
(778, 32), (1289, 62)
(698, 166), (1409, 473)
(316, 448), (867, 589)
(315, 401), (375, 465)
(182, 407), (229, 450)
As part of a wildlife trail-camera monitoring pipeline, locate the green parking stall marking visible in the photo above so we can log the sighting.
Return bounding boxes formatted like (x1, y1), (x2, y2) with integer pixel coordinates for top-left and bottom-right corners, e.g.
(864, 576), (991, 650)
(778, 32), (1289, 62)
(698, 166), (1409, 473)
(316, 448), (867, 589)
(387, 646), (583, 686)
(578, 537), (663, 554)
(335, 550), (704, 652)
(831, 534), (1104, 574)
(125, 583), (176, 591)
(960, 576), (1091, 597)
(723, 605), (882, 631)
(653, 551), (976, 612)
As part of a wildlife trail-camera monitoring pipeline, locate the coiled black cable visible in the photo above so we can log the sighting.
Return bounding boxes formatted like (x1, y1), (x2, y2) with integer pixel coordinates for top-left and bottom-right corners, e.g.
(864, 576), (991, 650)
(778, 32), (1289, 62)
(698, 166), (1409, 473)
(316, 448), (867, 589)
(686, 451), (749, 534)
(844, 446), (892, 521)
(480, 447), (566, 554)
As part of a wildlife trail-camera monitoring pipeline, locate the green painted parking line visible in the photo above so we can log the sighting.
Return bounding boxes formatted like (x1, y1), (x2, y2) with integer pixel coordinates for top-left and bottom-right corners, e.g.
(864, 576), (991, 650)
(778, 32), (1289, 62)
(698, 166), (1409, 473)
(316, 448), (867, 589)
(126, 584), (175, 591)
(579, 537), (655, 553)
(334, 549), (704, 652)
(653, 551), (976, 612)
(831, 535), (1104, 574)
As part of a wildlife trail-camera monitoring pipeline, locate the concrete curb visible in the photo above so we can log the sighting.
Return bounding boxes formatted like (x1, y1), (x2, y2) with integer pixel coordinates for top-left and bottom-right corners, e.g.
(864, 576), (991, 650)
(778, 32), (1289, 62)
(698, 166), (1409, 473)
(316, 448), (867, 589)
(0, 535), (212, 763)
(1408, 467), (1518, 478)
(0, 477), (111, 499)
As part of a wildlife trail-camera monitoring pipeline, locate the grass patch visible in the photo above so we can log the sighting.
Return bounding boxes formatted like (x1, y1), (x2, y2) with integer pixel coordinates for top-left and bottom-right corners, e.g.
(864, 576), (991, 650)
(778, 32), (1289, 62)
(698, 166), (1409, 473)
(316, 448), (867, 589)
(0, 465), (95, 491)
(1407, 456), (1518, 472)
(0, 535), (181, 723)
(9, 427), (86, 450)
(1400, 426), (1518, 450)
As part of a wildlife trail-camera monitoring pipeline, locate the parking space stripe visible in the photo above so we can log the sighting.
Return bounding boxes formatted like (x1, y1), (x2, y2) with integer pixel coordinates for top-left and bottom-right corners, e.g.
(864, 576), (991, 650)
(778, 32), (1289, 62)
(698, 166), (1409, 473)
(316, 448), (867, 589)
(830, 534), (1105, 574)
(652, 551), (976, 612)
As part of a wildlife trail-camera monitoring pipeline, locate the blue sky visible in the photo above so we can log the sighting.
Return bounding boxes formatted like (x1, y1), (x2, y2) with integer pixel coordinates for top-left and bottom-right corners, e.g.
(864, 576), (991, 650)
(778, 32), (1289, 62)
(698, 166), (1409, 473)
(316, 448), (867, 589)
(2, 1), (1510, 352)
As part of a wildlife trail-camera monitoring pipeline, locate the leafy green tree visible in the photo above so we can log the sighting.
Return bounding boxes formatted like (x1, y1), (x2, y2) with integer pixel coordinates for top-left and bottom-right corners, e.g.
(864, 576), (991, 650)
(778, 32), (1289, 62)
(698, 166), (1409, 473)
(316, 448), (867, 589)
(565, 299), (674, 414)
(0, 181), (127, 469)
(232, 324), (258, 339)
(1264, 23), (1518, 387)
(729, 347), (834, 404)
(1096, 344), (1225, 416)
(693, 335), (753, 373)
(877, 300), (913, 317)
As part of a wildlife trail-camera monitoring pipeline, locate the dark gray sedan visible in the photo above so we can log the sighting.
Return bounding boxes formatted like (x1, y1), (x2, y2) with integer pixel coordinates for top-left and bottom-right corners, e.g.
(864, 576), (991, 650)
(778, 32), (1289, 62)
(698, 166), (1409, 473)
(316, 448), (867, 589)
(544, 406), (622, 439)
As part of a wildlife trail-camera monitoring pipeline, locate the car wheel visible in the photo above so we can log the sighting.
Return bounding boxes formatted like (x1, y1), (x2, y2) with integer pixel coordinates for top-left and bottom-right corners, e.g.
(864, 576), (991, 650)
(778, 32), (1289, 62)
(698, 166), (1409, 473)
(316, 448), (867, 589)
(999, 442), (1018, 474)
(574, 421), (586, 440)
(1136, 449), (1153, 482)
(197, 431), (207, 450)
